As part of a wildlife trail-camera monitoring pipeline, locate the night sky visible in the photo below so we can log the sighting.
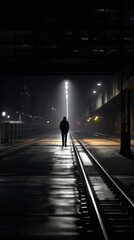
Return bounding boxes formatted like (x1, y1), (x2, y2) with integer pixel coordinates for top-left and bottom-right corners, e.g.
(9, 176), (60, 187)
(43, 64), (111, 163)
(0, 75), (113, 124)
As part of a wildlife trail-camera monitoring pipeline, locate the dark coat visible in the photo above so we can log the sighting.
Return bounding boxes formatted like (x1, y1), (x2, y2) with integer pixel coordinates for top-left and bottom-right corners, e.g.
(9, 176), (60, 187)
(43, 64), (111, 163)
(60, 119), (69, 133)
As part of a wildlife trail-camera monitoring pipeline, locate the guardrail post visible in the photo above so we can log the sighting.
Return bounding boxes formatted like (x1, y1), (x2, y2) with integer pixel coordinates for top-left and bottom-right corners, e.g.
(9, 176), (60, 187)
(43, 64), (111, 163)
(11, 123), (13, 141)
(1, 123), (8, 143)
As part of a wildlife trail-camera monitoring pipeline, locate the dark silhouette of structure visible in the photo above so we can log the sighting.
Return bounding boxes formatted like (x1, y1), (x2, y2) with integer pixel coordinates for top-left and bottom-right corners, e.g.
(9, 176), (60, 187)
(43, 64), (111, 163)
(60, 116), (69, 147)
(1, 1), (134, 155)
(1, 1), (134, 74)
(20, 85), (31, 115)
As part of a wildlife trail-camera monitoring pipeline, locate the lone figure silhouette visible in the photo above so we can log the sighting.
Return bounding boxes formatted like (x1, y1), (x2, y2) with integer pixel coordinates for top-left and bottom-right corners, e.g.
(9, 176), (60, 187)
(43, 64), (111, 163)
(60, 116), (69, 147)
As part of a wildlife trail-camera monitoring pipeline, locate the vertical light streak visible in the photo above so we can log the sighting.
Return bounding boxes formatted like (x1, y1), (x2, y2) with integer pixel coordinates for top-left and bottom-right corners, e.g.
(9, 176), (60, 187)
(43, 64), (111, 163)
(65, 81), (69, 119)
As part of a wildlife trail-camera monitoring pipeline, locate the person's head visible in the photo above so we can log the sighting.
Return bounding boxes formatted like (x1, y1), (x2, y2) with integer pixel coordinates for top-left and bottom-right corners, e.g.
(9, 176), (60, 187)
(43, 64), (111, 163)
(63, 116), (66, 121)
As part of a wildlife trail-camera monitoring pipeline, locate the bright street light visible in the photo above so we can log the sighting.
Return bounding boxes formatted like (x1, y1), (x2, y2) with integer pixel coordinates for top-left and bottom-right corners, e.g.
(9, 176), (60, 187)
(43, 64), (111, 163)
(93, 90), (96, 94)
(2, 111), (6, 117)
(97, 83), (101, 86)
(52, 107), (56, 111)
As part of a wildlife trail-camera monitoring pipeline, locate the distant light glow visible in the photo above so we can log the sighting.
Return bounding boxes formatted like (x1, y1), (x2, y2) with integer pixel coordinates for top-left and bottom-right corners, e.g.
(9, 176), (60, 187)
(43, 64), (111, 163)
(65, 81), (69, 119)
(98, 9), (105, 12)
(94, 116), (99, 121)
(2, 111), (6, 117)
(73, 49), (79, 52)
(81, 37), (89, 41)
(47, 121), (50, 123)
(66, 31), (72, 36)
(97, 83), (101, 86)
(7, 115), (10, 119)
(87, 118), (91, 122)
(87, 117), (91, 122)
(65, 81), (69, 90)
(93, 90), (96, 94)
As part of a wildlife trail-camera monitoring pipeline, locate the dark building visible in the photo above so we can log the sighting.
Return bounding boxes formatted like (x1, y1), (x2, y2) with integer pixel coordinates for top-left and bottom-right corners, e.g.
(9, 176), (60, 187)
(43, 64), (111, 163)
(20, 85), (31, 115)
(0, 1), (134, 153)
(0, 1), (134, 73)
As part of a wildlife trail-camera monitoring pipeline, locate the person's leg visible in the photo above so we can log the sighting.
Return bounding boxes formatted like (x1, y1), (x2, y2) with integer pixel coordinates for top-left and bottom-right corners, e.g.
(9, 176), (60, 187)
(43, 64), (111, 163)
(62, 132), (64, 146)
(65, 133), (67, 146)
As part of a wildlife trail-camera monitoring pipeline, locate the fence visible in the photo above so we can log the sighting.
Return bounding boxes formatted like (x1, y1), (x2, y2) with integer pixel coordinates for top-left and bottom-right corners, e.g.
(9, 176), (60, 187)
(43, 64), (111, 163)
(0, 122), (47, 143)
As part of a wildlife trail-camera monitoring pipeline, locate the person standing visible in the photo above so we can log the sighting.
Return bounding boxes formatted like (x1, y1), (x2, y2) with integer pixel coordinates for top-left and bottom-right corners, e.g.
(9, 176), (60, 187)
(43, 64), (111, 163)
(60, 116), (69, 147)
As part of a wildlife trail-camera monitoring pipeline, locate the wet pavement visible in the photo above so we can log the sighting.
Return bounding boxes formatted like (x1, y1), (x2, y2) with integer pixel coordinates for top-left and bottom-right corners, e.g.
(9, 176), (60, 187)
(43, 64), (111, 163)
(0, 132), (134, 239)
(0, 134), (81, 239)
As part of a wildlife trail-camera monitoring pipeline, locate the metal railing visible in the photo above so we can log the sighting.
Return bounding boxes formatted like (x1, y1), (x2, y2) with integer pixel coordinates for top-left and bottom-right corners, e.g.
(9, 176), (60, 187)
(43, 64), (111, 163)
(0, 122), (48, 143)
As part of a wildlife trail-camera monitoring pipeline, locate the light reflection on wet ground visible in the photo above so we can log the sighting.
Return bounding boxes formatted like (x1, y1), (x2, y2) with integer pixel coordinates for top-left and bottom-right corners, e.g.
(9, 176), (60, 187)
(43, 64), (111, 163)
(0, 134), (81, 239)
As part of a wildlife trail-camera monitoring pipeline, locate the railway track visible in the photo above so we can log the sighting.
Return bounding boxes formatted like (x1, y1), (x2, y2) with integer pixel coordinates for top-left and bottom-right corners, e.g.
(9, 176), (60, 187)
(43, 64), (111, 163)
(71, 133), (134, 240)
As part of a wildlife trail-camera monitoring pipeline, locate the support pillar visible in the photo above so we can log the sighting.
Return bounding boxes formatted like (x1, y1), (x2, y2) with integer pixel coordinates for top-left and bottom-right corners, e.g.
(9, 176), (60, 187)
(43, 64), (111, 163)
(120, 88), (131, 156)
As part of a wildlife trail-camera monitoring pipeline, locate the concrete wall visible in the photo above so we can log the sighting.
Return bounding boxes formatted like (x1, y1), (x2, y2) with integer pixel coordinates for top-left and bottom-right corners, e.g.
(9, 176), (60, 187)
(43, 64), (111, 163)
(130, 91), (134, 137)
(87, 73), (134, 137)
(92, 75), (120, 113)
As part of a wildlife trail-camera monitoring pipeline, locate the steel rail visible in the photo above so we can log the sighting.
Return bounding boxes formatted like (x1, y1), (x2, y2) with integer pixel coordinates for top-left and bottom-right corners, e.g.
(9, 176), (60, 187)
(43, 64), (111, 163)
(74, 133), (134, 208)
(71, 133), (109, 240)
